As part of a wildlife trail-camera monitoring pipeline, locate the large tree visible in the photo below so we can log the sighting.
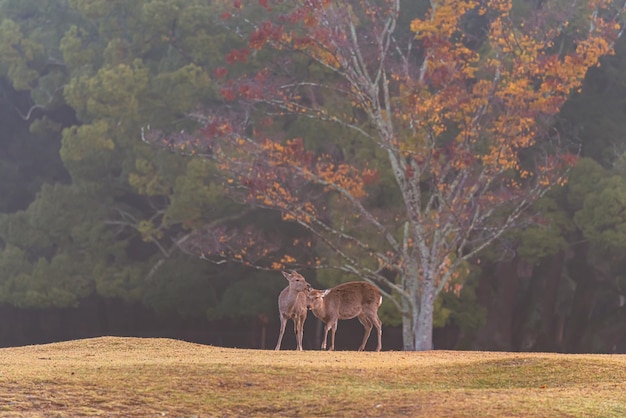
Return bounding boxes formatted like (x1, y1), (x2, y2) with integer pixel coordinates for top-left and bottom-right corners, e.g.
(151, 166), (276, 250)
(146, 0), (622, 350)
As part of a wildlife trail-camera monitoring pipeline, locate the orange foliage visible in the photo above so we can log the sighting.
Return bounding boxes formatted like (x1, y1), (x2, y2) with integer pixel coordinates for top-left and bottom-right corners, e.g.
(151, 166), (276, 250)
(400, 0), (617, 200)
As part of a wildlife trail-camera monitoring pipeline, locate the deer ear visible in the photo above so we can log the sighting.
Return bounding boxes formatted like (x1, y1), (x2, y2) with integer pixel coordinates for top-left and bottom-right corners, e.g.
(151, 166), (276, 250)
(322, 289), (331, 298)
(281, 271), (291, 279)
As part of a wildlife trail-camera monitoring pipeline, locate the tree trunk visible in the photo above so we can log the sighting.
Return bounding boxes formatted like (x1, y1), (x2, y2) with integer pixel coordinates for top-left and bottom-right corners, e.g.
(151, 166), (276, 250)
(401, 269), (420, 350)
(401, 298), (417, 351)
(415, 277), (435, 350)
(400, 265), (436, 351)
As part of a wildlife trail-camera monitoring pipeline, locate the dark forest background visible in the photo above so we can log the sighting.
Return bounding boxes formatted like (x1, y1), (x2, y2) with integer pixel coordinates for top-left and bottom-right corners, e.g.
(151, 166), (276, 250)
(1, 0), (626, 352)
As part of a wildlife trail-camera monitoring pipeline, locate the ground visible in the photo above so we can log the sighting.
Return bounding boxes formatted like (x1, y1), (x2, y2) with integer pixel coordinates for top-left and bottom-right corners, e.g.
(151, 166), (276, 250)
(1, 337), (625, 416)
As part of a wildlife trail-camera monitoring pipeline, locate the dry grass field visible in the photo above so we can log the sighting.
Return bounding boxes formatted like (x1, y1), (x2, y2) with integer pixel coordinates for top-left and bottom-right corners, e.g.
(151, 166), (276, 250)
(0, 337), (625, 417)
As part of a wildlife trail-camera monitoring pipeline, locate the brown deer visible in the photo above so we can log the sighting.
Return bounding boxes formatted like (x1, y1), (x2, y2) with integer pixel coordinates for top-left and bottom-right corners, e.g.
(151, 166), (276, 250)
(307, 281), (383, 352)
(275, 271), (312, 351)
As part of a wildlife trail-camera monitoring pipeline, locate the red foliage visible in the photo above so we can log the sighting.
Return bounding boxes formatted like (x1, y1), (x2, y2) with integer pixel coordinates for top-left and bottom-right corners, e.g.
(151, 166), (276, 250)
(561, 153), (578, 166)
(362, 169), (380, 186)
(238, 83), (263, 100)
(214, 67), (228, 79)
(225, 48), (250, 64)
(200, 119), (234, 138)
(287, 8), (306, 24)
(224, 51), (237, 65)
(255, 69), (269, 83)
(219, 85), (237, 101)
(249, 21), (283, 49)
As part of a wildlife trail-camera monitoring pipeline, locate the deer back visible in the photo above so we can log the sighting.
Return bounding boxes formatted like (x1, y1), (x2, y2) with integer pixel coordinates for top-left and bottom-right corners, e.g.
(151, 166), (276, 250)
(322, 282), (381, 320)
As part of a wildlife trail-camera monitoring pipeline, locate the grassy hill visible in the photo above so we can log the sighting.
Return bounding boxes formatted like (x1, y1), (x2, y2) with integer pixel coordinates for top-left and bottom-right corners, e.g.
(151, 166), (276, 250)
(1, 337), (625, 416)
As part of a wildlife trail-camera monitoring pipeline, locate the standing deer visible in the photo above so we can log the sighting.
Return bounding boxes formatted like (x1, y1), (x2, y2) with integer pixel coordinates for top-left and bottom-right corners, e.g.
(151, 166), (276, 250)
(307, 281), (383, 352)
(275, 271), (312, 351)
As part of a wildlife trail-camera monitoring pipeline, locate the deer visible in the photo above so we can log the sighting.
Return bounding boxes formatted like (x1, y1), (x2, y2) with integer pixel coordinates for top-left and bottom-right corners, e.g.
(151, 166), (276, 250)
(307, 281), (383, 352)
(275, 271), (312, 351)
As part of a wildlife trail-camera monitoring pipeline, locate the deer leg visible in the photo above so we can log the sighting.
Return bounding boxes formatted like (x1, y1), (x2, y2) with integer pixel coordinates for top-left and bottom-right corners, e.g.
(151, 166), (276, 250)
(321, 323), (331, 350)
(373, 314), (382, 352)
(357, 314), (373, 351)
(275, 315), (287, 350)
(329, 321), (338, 351)
(295, 315), (305, 351)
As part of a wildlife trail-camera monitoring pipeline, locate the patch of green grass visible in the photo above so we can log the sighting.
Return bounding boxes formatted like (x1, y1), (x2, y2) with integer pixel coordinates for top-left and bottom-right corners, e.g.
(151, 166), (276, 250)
(1, 337), (625, 416)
